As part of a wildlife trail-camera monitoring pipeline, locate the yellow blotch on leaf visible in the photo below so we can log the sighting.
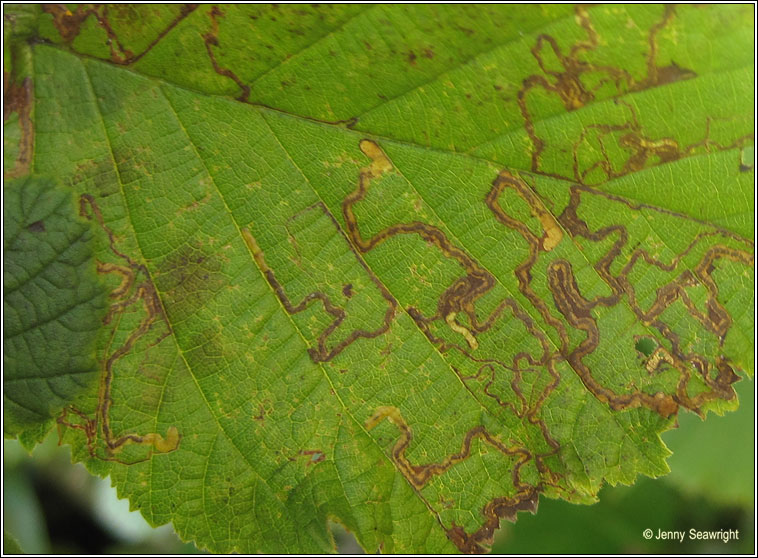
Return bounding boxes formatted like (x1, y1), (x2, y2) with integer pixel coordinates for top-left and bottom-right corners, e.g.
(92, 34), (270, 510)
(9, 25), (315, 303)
(539, 212), (563, 252)
(445, 312), (479, 350)
(365, 405), (407, 430)
(360, 139), (393, 178)
(144, 426), (181, 453)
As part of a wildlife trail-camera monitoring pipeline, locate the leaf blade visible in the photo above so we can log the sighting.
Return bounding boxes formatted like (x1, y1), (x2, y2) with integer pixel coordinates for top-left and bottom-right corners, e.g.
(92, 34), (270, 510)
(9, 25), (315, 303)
(3, 176), (107, 438)
(16, 4), (755, 553)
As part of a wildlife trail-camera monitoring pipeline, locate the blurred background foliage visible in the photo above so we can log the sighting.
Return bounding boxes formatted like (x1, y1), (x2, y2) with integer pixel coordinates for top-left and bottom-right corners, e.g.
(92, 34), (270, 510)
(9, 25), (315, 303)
(3, 379), (754, 554)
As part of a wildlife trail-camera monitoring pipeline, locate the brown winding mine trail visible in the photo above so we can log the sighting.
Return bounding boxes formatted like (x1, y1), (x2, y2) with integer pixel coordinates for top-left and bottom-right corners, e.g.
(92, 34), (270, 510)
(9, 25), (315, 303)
(43, 4), (198, 66)
(242, 200), (397, 363)
(346, 142), (566, 552)
(517, 5), (751, 185)
(68, 134), (750, 550)
(57, 195), (180, 464)
(345, 140), (519, 350)
(366, 406), (542, 554)
(557, 185), (753, 415)
(202, 5), (251, 102)
(343, 142), (752, 551)
(41, 4), (753, 552)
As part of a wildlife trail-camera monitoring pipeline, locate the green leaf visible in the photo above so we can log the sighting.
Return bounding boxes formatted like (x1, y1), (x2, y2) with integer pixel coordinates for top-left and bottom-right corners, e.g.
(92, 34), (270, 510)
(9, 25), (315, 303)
(3, 176), (106, 440)
(3, 530), (25, 555)
(6, 4), (754, 553)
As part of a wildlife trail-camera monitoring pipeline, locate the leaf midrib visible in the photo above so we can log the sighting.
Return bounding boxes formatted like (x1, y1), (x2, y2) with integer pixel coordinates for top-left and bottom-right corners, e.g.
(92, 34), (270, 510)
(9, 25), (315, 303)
(175, 51), (676, 524)
(77, 60), (309, 553)
(31, 39), (753, 550)
(64, 2), (753, 180)
(45, 40), (753, 402)
(159, 73), (464, 547)
(74, 51), (458, 551)
(54, 40), (750, 473)
(36, 42), (754, 233)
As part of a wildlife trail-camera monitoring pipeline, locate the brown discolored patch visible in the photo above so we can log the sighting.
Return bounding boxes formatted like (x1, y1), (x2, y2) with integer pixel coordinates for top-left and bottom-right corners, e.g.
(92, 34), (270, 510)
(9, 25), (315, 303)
(177, 192), (212, 215)
(3, 76), (33, 178)
(253, 403), (266, 422)
(3, 74), (30, 121)
(631, 6), (696, 92)
(342, 283), (354, 298)
(298, 449), (325, 466)
(155, 242), (227, 323)
(27, 220), (45, 233)
(640, 61), (696, 89)
(187, 325), (227, 379)
(72, 157), (120, 197)
(42, 4), (95, 42)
